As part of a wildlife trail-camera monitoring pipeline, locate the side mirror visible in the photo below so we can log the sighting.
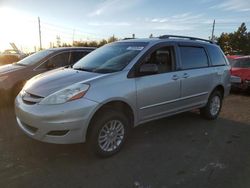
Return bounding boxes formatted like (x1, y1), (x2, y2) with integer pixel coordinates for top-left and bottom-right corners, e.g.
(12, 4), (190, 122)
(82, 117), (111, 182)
(46, 61), (56, 70)
(139, 64), (158, 75)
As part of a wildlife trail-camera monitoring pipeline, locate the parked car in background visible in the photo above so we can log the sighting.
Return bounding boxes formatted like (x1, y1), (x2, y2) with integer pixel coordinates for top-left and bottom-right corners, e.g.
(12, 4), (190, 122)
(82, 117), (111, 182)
(0, 43), (27, 65)
(15, 35), (231, 157)
(0, 47), (95, 104)
(227, 55), (243, 62)
(227, 55), (250, 92)
(0, 49), (27, 65)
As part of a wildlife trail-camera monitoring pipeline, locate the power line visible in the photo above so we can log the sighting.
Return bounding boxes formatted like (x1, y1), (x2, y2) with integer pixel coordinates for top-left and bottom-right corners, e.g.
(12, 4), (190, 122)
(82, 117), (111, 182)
(40, 21), (107, 38)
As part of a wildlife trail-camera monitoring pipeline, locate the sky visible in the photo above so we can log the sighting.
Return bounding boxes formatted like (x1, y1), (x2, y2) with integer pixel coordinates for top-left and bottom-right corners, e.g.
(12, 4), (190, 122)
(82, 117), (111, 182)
(0, 0), (250, 52)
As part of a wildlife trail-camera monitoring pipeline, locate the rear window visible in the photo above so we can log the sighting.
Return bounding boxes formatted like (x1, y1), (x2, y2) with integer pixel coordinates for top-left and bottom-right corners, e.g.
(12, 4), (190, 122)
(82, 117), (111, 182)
(227, 58), (234, 65)
(180, 46), (208, 69)
(207, 46), (226, 66)
(232, 58), (250, 68)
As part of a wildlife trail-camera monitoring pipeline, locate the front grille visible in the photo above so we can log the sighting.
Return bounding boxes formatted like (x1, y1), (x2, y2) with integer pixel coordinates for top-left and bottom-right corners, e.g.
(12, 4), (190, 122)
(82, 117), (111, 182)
(22, 92), (44, 105)
(47, 130), (69, 136)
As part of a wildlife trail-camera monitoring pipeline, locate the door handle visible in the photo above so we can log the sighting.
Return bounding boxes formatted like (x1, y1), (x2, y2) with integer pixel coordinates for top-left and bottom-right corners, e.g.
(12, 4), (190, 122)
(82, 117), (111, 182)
(172, 75), (180, 80)
(182, 73), (190, 78)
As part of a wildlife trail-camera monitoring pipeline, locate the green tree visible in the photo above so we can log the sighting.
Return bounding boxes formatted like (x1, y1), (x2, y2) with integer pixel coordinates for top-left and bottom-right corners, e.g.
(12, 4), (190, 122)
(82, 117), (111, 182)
(88, 41), (98, 47)
(98, 39), (108, 47)
(61, 43), (72, 47)
(57, 35), (120, 48)
(217, 22), (250, 55)
(217, 33), (232, 55)
(107, 35), (118, 43)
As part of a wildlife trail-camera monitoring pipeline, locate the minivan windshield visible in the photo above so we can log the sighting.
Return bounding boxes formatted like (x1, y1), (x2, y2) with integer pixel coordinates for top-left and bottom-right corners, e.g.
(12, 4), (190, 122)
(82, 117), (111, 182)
(73, 42), (148, 73)
(17, 50), (54, 66)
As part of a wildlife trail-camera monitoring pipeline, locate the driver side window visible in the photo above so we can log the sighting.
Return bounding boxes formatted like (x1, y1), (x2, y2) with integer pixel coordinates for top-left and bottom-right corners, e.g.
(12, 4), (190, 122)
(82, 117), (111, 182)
(47, 52), (70, 68)
(141, 46), (174, 74)
(38, 52), (70, 70)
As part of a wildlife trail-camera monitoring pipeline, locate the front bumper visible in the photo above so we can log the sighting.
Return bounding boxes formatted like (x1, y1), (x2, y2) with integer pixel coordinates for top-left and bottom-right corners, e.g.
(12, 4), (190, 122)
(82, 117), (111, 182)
(15, 94), (99, 144)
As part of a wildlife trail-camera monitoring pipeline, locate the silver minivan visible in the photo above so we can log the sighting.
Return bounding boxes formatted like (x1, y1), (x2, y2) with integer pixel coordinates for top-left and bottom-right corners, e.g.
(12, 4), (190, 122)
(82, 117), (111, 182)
(15, 35), (231, 157)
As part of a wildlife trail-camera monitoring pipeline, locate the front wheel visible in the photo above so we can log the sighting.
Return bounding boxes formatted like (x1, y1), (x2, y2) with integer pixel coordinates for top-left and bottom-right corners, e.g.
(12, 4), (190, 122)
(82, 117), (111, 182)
(200, 91), (223, 120)
(87, 109), (129, 157)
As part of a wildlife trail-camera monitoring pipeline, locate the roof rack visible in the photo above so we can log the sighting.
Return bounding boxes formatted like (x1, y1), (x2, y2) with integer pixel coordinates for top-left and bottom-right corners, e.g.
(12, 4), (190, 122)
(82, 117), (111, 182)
(123, 37), (136, 40)
(158, 35), (215, 44)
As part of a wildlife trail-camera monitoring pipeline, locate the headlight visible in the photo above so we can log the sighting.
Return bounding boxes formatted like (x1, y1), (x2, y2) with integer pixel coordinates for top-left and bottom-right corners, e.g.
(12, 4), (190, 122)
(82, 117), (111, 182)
(20, 89), (26, 97)
(39, 83), (90, 105)
(0, 76), (8, 82)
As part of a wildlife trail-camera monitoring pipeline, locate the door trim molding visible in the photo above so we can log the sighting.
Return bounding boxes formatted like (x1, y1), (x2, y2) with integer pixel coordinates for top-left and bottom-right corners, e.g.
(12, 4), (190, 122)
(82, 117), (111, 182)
(140, 91), (208, 110)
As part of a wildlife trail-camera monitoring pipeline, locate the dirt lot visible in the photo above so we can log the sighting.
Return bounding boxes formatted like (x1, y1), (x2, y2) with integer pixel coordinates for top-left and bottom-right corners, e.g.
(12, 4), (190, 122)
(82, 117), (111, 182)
(0, 93), (250, 188)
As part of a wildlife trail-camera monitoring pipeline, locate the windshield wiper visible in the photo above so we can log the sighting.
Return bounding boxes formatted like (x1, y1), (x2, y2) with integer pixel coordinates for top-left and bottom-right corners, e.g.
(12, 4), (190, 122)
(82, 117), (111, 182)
(14, 63), (26, 66)
(18, 64), (27, 66)
(73, 67), (94, 72)
(94, 68), (116, 73)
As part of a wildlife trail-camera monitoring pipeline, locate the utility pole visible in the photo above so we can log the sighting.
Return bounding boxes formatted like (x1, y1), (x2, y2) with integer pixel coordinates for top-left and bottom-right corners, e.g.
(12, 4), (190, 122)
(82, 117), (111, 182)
(72, 29), (75, 46)
(56, 35), (61, 47)
(38, 17), (42, 50)
(211, 19), (215, 41)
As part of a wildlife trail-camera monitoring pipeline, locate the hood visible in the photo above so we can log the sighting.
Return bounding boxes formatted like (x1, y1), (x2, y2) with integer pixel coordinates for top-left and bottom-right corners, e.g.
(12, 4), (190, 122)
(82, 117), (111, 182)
(25, 68), (106, 97)
(231, 68), (250, 80)
(0, 64), (25, 74)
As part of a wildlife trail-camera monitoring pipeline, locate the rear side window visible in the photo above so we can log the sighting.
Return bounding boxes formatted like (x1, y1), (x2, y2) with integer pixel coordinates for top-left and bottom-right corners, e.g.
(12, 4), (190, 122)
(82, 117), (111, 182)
(38, 52), (70, 70)
(207, 46), (226, 66)
(49, 52), (70, 67)
(180, 46), (208, 69)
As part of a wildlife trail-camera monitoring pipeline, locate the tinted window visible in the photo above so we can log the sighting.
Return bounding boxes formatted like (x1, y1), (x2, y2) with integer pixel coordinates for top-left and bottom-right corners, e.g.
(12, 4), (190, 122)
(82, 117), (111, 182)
(17, 50), (54, 66)
(49, 52), (70, 68)
(140, 47), (174, 74)
(207, 46), (226, 66)
(227, 58), (234, 65)
(232, 58), (250, 68)
(180, 46), (208, 69)
(70, 51), (89, 65)
(38, 52), (70, 69)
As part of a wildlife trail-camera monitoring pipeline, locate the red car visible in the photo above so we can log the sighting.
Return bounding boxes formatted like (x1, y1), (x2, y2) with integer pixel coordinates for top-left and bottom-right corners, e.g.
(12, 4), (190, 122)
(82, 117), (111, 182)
(228, 55), (250, 91)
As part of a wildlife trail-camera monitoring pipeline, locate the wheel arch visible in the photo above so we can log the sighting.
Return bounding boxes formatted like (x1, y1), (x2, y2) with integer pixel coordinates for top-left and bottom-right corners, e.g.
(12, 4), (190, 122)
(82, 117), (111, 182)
(211, 84), (225, 98)
(85, 100), (135, 141)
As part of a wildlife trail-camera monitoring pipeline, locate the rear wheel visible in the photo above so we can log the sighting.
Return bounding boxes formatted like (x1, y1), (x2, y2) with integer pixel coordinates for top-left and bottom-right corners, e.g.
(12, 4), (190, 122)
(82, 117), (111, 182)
(200, 90), (223, 120)
(87, 109), (129, 157)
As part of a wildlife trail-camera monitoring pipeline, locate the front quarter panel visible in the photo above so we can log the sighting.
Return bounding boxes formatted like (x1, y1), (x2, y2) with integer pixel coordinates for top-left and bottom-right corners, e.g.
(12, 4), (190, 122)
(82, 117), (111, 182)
(84, 71), (138, 124)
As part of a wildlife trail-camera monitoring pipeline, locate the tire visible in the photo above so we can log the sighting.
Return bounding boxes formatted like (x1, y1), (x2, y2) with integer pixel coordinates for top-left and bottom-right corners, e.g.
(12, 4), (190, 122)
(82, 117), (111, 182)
(200, 90), (223, 120)
(87, 109), (130, 157)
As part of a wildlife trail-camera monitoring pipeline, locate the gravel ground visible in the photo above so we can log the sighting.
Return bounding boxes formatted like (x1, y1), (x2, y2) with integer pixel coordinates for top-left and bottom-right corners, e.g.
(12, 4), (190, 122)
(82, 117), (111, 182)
(0, 93), (249, 188)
